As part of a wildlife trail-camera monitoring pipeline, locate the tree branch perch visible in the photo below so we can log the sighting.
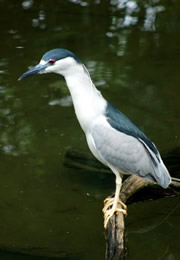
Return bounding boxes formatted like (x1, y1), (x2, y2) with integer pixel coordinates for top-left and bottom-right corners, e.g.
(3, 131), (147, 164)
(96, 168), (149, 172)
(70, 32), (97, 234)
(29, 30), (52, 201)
(105, 176), (180, 260)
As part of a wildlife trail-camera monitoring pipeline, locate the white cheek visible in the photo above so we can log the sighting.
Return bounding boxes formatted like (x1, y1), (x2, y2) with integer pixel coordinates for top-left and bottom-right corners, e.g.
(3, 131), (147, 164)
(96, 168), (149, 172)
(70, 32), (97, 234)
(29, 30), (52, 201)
(46, 59), (73, 75)
(45, 64), (60, 74)
(55, 59), (72, 70)
(40, 57), (81, 76)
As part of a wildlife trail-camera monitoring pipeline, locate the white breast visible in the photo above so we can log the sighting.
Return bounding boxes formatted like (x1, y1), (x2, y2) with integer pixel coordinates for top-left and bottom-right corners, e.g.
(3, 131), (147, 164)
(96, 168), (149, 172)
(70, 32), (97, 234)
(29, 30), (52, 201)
(64, 65), (107, 133)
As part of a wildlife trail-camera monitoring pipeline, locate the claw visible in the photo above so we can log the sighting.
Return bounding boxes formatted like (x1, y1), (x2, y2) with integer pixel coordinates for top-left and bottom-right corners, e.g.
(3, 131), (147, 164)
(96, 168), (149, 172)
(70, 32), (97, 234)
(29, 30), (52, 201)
(103, 197), (127, 212)
(104, 208), (127, 229)
(103, 197), (127, 229)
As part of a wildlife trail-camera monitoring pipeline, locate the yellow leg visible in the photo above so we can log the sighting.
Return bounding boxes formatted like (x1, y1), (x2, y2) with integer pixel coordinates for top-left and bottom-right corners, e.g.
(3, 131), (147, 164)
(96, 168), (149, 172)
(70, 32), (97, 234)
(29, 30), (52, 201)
(103, 173), (127, 229)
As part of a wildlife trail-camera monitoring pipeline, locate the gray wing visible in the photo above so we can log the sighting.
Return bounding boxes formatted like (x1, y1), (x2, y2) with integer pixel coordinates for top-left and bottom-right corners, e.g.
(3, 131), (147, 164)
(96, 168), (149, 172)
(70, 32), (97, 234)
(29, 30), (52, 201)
(91, 119), (160, 182)
(105, 102), (159, 158)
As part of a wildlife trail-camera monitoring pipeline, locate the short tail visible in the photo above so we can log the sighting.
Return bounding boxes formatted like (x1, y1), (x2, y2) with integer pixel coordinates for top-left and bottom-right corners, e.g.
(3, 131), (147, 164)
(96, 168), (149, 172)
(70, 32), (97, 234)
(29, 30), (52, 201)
(154, 158), (171, 188)
(139, 138), (171, 189)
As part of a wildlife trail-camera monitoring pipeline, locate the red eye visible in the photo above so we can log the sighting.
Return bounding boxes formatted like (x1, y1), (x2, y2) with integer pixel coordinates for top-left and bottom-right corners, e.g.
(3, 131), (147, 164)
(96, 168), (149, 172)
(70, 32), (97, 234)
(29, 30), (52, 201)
(48, 59), (55, 65)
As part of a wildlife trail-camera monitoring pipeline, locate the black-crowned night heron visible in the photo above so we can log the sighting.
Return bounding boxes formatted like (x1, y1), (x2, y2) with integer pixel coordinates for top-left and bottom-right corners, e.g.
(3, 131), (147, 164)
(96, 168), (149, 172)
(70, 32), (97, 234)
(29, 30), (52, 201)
(19, 49), (171, 228)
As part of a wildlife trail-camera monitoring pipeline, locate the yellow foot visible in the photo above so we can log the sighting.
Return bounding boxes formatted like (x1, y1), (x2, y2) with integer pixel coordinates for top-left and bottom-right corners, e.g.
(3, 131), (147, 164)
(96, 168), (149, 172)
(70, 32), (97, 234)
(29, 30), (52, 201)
(103, 197), (127, 212)
(103, 197), (127, 229)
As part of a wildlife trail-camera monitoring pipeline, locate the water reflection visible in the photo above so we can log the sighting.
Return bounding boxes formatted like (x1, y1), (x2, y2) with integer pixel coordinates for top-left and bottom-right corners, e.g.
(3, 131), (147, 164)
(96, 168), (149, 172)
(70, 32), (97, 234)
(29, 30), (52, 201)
(144, 4), (165, 31)
(68, 0), (89, 7)
(19, 0), (171, 35)
(32, 10), (46, 30)
(126, 197), (180, 260)
(48, 96), (72, 107)
(110, 0), (166, 30)
(22, 0), (33, 10)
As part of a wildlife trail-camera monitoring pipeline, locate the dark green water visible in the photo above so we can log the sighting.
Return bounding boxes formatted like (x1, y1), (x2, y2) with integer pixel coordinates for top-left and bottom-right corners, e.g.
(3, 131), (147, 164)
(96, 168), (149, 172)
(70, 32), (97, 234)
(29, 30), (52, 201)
(0, 0), (180, 259)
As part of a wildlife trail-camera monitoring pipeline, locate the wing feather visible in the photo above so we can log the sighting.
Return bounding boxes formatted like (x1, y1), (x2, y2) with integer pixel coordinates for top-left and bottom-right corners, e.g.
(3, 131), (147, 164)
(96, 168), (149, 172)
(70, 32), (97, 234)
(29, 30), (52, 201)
(90, 117), (169, 185)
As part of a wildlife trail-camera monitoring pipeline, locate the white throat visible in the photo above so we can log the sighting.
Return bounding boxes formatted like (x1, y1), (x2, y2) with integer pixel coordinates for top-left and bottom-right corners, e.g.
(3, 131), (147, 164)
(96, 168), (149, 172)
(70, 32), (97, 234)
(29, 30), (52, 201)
(60, 63), (106, 133)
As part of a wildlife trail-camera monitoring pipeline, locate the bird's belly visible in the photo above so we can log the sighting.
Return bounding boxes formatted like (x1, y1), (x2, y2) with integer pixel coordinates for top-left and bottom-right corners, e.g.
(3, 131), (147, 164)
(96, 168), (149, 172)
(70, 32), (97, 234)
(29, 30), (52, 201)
(86, 132), (134, 176)
(86, 133), (109, 167)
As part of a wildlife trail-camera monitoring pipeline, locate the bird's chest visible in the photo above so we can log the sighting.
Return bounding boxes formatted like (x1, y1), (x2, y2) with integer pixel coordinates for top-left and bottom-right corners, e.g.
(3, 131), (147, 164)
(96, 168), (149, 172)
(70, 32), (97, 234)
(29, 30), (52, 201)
(66, 75), (106, 132)
(73, 96), (105, 133)
(74, 105), (97, 132)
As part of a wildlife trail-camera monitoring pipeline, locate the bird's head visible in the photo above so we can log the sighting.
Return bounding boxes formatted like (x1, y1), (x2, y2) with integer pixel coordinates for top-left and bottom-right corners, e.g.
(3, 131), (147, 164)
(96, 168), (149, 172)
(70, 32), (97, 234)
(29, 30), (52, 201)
(18, 48), (82, 80)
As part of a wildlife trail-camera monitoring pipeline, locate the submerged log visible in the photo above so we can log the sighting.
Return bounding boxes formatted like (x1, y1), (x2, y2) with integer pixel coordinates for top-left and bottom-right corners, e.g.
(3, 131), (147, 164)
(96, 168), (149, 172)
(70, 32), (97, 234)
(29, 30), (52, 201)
(0, 242), (68, 258)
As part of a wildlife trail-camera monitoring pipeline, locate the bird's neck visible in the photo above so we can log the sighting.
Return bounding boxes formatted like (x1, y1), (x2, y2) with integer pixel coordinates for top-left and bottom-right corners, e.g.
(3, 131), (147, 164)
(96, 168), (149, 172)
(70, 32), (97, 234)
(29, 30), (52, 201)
(63, 65), (106, 133)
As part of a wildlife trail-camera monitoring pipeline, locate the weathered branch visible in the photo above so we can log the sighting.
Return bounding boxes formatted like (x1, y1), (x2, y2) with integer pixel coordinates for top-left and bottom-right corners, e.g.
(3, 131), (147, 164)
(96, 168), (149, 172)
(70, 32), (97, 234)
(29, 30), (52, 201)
(105, 176), (180, 260)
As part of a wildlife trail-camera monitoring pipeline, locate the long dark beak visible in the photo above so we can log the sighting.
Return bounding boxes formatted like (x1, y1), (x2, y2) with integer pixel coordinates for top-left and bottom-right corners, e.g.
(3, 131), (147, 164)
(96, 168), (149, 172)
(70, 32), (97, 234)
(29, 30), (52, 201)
(18, 64), (48, 81)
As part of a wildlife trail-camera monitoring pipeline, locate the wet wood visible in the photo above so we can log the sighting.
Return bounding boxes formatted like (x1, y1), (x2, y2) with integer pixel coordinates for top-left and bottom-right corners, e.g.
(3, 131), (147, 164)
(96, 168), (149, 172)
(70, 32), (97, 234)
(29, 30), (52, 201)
(105, 176), (180, 260)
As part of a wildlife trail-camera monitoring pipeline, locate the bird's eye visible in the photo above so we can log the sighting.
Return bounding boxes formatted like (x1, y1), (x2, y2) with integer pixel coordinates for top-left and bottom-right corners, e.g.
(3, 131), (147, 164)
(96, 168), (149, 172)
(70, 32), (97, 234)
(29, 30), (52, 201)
(48, 59), (56, 65)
